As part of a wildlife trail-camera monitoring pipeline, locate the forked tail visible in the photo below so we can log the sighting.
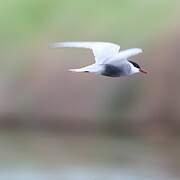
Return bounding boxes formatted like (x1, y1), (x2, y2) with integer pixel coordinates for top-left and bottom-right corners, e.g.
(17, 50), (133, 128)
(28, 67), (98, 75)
(69, 64), (102, 73)
(69, 68), (88, 72)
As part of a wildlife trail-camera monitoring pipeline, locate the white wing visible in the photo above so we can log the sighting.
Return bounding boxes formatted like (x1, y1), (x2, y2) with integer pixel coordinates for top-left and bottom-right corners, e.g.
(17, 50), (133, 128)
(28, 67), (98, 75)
(49, 42), (120, 64)
(106, 48), (143, 64)
(117, 48), (143, 59)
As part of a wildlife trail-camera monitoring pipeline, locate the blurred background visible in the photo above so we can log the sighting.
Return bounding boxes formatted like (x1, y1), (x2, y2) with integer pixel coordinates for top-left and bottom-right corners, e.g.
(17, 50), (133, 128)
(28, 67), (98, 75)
(0, 0), (180, 179)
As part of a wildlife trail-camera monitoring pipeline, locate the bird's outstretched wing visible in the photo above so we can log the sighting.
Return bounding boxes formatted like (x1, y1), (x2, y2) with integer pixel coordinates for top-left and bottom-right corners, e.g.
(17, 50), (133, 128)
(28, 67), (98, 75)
(105, 48), (143, 64)
(117, 48), (143, 59)
(49, 42), (120, 64)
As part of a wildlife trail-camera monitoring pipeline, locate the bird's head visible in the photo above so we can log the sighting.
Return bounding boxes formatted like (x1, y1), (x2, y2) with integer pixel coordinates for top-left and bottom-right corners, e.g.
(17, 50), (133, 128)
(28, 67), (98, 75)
(128, 60), (147, 75)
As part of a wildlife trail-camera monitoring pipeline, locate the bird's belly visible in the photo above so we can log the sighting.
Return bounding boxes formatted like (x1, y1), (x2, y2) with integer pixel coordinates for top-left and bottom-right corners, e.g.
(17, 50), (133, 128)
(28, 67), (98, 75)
(101, 64), (127, 77)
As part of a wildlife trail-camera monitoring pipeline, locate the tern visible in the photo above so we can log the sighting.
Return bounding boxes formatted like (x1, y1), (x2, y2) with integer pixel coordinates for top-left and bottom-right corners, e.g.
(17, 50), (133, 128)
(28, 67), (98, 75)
(50, 42), (147, 77)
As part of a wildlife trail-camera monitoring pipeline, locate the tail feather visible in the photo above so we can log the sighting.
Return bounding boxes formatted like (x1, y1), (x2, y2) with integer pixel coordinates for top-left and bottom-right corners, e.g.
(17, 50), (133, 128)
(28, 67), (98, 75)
(69, 65), (92, 73)
(69, 64), (102, 73)
(69, 68), (83, 72)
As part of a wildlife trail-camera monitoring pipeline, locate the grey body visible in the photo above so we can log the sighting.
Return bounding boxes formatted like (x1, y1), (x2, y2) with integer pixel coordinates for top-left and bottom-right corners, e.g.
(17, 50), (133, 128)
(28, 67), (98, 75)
(101, 63), (131, 77)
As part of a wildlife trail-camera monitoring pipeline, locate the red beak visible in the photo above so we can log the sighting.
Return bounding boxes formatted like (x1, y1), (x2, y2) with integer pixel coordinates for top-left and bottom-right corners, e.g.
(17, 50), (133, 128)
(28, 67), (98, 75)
(139, 68), (148, 74)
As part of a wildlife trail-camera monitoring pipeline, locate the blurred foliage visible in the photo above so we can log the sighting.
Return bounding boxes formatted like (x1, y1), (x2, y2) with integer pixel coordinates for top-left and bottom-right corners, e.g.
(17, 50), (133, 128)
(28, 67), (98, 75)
(0, 0), (179, 124)
(104, 80), (141, 119)
(0, 0), (179, 43)
(0, 0), (179, 77)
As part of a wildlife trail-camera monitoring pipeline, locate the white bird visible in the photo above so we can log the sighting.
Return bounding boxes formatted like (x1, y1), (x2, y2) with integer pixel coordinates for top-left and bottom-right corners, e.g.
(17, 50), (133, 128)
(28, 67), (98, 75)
(50, 42), (147, 77)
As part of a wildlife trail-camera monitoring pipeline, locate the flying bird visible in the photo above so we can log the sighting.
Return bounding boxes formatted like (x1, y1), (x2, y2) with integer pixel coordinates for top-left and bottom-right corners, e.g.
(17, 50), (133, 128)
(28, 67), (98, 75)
(50, 42), (147, 77)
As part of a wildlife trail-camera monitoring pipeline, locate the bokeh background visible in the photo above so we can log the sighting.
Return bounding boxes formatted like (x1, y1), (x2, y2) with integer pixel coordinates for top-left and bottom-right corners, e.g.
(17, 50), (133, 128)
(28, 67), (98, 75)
(0, 0), (180, 179)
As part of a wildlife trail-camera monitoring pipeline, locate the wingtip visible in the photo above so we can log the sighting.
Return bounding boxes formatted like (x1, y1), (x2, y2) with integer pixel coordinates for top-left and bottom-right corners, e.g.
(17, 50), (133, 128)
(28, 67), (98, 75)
(135, 48), (143, 53)
(139, 48), (143, 53)
(49, 42), (64, 49)
(48, 43), (57, 49)
(134, 48), (143, 54)
(48, 43), (55, 49)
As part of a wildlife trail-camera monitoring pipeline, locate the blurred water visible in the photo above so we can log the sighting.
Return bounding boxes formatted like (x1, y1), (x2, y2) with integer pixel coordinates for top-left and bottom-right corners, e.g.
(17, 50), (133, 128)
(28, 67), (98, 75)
(0, 167), (178, 180)
(0, 131), (179, 180)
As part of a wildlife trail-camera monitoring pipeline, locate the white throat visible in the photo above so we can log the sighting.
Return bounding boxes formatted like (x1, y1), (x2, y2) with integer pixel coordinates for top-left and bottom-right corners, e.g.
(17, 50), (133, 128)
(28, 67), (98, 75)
(128, 62), (140, 75)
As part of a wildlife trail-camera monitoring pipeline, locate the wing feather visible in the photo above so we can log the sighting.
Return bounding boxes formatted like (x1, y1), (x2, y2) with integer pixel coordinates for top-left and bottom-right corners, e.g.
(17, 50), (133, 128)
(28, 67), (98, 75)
(49, 42), (120, 63)
(116, 48), (143, 59)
